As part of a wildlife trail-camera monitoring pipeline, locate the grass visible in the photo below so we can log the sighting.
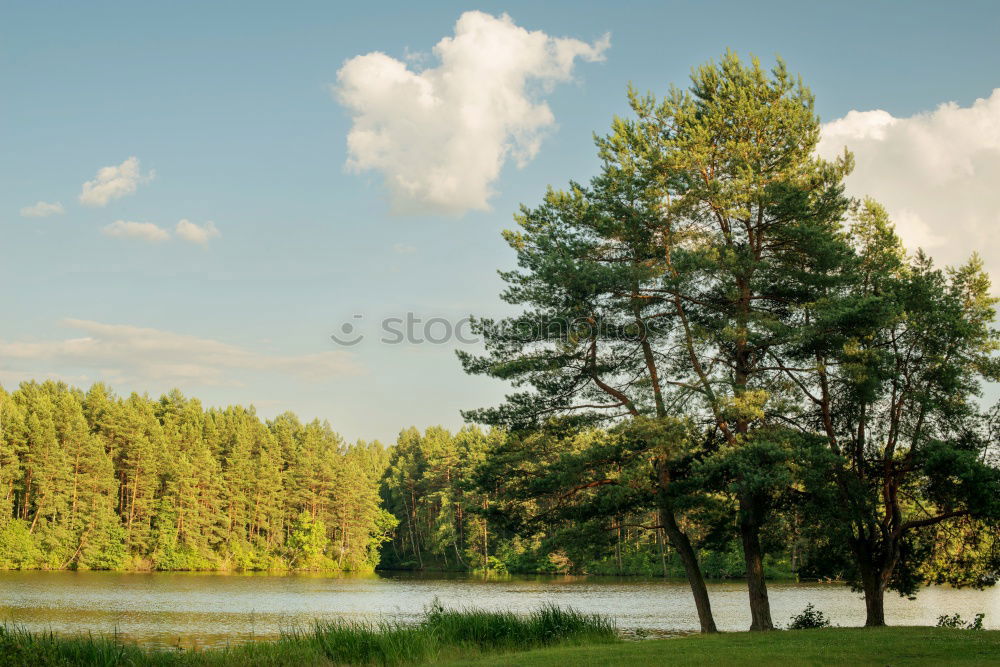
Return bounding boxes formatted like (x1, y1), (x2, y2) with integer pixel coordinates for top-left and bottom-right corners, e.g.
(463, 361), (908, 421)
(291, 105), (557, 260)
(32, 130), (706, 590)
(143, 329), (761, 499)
(443, 626), (1000, 666)
(0, 603), (618, 666)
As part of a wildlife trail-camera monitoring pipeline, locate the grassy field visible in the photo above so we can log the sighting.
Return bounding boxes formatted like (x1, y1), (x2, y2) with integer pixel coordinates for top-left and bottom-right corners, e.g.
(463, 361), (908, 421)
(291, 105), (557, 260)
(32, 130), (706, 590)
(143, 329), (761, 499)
(1, 614), (996, 666)
(445, 627), (1000, 666)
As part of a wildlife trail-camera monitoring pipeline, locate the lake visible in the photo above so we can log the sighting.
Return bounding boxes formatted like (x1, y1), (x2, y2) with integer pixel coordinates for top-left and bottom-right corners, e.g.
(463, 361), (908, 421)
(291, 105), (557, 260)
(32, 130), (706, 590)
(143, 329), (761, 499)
(1, 571), (997, 648)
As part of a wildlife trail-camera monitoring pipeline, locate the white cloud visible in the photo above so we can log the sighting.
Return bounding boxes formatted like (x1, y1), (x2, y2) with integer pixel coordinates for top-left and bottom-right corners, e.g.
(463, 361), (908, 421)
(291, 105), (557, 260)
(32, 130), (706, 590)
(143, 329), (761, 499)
(79, 156), (153, 206)
(102, 220), (170, 242)
(392, 243), (416, 254)
(818, 89), (1000, 279)
(335, 11), (609, 215)
(19, 201), (64, 218)
(0, 319), (363, 388)
(175, 219), (221, 244)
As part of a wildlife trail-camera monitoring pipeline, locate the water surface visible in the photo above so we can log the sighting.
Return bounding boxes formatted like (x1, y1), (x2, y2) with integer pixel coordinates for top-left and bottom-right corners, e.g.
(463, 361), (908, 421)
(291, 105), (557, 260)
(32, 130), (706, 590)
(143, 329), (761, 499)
(1, 571), (996, 648)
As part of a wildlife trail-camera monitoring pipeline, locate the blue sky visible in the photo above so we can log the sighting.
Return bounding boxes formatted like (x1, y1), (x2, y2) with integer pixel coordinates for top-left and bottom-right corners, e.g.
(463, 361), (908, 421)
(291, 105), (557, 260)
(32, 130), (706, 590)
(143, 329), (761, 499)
(3, 1), (1000, 443)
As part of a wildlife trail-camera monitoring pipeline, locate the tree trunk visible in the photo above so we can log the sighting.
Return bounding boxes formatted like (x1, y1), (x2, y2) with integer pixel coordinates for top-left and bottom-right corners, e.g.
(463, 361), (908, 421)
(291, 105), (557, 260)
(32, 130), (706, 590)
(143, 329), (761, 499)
(657, 526), (668, 578)
(615, 517), (623, 575)
(740, 504), (774, 631)
(852, 534), (890, 627)
(482, 498), (489, 571)
(857, 560), (885, 628)
(862, 575), (886, 627)
(660, 507), (717, 633)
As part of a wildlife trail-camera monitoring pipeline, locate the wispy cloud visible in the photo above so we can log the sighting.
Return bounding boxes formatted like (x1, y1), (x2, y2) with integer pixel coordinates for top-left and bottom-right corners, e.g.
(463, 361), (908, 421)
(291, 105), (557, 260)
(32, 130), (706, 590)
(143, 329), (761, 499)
(335, 11), (609, 215)
(79, 156), (154, 207)
(19, 201), (65, 218)
(102, 220), (170, 242)
(100, 219), (222, 245)
(818, 89), (1000, 278)
(0, 319), (363, 389)
(392, 243), (416, 254)
(175, 219), (221, 244)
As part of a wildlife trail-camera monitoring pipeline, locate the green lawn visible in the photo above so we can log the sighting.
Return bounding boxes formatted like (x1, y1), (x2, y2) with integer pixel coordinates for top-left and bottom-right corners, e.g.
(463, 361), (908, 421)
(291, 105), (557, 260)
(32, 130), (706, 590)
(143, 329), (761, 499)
(442, 627), (1000, 666)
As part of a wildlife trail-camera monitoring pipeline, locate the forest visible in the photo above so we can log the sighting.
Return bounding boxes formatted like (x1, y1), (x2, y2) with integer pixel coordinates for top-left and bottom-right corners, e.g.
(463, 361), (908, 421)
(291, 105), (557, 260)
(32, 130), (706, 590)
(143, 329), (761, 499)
(0, 381), (394, 572)
(0, 382), (995, 590)
(0, 381), (754, 578)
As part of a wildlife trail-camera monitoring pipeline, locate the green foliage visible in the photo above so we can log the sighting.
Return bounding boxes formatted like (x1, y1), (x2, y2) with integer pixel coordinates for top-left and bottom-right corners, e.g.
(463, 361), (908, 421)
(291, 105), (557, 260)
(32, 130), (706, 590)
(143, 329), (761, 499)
(915, 518), (1000, 589)
(381, 426), (501, 572)
(377, 423), (807, 579)
(0, 381), (390, 573)
(287, 511), (330, 569)
(81, 519), (127, 570)
(787, 604), (832, 630)
(789, 199), (1000, 620)
(455, 50), (1000, 630)
(154, 542), (215, 572)
(456, 51), (866, 632)
(0, 520), (41, 569)
(936, 613), (985, 631)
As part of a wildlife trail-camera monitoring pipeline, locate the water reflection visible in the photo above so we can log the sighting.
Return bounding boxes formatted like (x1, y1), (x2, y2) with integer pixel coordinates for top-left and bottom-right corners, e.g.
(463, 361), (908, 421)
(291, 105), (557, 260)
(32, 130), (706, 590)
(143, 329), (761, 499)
(0, 570), (996, 648)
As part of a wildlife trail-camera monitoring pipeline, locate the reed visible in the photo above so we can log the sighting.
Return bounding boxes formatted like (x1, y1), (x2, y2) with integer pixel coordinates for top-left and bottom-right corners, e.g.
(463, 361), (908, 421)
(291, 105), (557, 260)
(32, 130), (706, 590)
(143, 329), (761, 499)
(0, 602), (618, 666)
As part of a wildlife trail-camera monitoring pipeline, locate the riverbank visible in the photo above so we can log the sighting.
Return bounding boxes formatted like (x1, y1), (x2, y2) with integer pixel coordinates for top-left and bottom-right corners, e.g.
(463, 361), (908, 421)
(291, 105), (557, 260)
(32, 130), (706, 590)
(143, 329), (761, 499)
(1, 624), (995, 666)
(0, 605), (617, 666)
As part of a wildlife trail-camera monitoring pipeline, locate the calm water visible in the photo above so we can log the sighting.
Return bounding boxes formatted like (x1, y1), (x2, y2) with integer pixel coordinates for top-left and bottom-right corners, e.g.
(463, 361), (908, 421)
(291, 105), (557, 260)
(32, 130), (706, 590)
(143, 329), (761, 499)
(1, 571), (997, 648)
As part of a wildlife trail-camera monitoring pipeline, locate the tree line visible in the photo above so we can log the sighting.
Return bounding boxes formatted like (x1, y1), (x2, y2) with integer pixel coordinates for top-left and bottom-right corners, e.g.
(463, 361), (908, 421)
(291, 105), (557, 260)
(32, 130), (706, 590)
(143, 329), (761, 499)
(380, 425), (782, 579)
(0, 385), (763, 578)
(0, 381), (739, 576)
(0, 381), (395, 572)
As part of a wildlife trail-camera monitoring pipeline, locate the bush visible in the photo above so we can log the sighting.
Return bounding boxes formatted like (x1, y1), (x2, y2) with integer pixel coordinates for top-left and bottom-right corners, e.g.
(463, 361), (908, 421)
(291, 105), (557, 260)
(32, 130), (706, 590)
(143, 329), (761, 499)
(80, 521), (127, 570)
(0, 520), (41, 569)
(936, 613), (985, 630)
(287, 511), (330, 569)
(788, 603), (831, 630)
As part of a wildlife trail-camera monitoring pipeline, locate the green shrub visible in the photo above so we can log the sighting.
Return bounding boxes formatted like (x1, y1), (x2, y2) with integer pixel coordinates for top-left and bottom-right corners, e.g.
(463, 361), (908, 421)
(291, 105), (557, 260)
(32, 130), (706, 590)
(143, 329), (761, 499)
(0, 520), (41, 569)
(936, 613), (985, 630)
(788, 603), (831, 630)
(287, 511), (331, 569)
(80, 521), (128, 570)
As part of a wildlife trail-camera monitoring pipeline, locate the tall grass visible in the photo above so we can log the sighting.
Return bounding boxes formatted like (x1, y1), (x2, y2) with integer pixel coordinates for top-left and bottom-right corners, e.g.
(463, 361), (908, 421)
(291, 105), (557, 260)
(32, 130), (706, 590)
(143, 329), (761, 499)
(0, 602), (618, 666)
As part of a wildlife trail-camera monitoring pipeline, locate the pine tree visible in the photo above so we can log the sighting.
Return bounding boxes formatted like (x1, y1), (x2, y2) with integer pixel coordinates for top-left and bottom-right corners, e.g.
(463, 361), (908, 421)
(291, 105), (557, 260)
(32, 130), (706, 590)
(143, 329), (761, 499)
(56, 391), (118, 569)
(106, 394), (166, 557)
(791, 201), (1000, 625)
(18, 385), (72, 563)
(0, 386), (24, 524)
(459, 52), (855, 631)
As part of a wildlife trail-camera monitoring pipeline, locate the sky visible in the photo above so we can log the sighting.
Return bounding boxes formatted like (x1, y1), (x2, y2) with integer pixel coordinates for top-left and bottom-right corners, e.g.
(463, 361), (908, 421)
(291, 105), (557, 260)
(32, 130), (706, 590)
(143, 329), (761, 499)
(3, 1), (1000, 444)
